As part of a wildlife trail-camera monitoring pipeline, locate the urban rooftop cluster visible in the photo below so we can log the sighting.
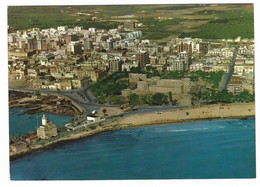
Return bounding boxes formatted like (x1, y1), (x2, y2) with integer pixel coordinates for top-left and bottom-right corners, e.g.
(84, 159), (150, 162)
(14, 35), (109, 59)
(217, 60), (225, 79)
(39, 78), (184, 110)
(8, 23), (254, 106)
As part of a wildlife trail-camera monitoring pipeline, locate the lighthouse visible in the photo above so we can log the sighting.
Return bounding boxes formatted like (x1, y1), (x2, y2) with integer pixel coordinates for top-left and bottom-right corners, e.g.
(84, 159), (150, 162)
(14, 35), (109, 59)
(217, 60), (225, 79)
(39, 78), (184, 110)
(37, 114), (58, 139)
(42, 114), (47, 126)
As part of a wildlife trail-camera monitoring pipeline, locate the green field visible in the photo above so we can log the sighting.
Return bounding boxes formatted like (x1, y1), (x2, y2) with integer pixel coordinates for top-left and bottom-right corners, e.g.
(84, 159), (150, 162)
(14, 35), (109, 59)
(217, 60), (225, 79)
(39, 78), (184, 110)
(138, 18), (184, 40)
(8, 5), (198, 30)
(8, 6), (120, 30)
(8, 5), (254, 40)
(179, 9), (254, 39)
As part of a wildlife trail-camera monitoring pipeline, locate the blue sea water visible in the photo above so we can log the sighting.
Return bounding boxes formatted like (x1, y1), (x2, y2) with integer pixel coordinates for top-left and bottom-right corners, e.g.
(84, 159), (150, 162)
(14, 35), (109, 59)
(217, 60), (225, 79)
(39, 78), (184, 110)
(9, 108), (73, 137)
(10, 117), (255, 179)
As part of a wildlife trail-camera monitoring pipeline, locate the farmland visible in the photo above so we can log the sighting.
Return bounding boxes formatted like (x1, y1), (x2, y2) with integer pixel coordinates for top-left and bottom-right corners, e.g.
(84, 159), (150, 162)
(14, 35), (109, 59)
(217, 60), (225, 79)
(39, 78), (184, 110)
(8, 4), (254, 41)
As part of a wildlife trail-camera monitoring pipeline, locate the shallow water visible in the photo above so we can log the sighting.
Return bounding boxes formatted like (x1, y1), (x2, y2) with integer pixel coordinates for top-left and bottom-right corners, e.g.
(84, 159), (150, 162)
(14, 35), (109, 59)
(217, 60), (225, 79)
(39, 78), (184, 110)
(10, 117), (255, 179)
(9, 107), (73, 136)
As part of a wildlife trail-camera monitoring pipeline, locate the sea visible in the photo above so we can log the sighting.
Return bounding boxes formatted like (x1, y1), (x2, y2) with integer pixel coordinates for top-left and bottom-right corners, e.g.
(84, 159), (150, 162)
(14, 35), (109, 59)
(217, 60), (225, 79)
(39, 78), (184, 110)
(9, 110), (256, 180)
(9, 107), (73, 137)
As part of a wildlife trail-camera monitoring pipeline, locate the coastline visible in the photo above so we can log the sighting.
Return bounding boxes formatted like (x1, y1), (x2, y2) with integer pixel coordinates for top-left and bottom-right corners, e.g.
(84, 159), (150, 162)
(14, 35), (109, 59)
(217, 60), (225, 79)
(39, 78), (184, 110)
(9, 106), (74, 117)
(9, 90), (81, 117)
(10, 102), (255, 161)
(118, 102), (255, 127)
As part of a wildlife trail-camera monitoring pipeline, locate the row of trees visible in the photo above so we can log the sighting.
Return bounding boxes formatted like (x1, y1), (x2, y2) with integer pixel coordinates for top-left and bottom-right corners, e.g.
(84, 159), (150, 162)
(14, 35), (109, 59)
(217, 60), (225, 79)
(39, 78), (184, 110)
(97, 92), (176, 106)
(129, 93), (168, 105)
(129, 92), (177, 105)
(128, 66), (161, 78)
(189, 70), (225, 89)
(202, 90), (254, 104)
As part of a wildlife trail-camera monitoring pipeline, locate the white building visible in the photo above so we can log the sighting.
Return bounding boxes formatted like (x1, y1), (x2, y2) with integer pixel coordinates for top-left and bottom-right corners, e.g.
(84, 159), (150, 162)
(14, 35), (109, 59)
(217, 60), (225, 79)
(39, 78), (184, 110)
(189, 63), (203, 71)
(57, 26), (68, 32)
(37, 114), (58, 140)
(87, 116), (101, 122)
(221, 48), (233, 58)
(234, 64), (254, 75)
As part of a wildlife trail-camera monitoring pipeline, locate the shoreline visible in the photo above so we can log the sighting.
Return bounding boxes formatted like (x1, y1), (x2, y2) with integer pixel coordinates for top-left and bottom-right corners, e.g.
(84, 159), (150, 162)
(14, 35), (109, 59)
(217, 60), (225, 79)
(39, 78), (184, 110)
(10, 116), (255, 161)
(10, 102), (255, 161)
(9, 90), (80, 117)
(9, 106), (74, 118)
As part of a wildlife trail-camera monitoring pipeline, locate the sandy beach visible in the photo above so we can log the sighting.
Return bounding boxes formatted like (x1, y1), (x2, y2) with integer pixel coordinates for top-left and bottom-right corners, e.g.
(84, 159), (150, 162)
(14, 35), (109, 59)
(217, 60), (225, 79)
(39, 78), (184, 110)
(118, 103), (255, 127)
(10, 102), (255, 160)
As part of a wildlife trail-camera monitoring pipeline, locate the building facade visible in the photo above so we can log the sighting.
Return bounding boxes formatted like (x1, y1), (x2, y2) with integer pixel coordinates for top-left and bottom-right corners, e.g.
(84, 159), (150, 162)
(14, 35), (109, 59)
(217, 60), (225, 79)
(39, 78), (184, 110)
(37, 114), (58, 140)
(136, 51), (149, 68)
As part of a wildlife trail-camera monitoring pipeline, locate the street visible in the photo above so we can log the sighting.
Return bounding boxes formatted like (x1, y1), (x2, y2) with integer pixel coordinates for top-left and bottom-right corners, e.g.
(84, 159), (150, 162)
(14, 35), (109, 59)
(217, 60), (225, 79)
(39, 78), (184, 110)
(219, 47), (238, 91)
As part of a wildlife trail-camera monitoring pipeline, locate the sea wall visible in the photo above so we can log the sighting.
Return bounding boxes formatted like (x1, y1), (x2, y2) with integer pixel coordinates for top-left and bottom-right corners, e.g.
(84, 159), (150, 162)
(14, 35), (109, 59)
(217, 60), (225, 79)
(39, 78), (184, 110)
(10, 102), (255, 161)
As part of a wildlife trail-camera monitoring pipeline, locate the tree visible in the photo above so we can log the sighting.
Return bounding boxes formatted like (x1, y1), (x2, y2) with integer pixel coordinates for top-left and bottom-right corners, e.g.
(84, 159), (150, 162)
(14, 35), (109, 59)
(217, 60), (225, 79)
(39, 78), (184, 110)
(152, 93), (164, 105)
(168, 92), (173, 102)
(163, 94), (169, 104)
(146, 66), (153, 72)
(97, 95), (106, 104)
(172, 99), (177, 105)
(140, 94), (152, 104)
(130, 66), (143, 73)
(102, 109), (107, 116)
(129, 93), (140, 105)
(108, 95), (125, 105)
(237, 90), (254, 102)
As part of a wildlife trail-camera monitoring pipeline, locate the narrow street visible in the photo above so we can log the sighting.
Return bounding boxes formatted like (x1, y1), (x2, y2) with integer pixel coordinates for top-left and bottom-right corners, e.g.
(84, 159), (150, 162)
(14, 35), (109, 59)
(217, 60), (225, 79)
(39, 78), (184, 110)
(219, 47), (238, 91)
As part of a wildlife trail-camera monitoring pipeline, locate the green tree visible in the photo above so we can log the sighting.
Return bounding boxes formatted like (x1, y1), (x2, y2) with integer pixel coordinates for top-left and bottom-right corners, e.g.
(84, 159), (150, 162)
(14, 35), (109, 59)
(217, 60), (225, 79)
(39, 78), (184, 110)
(163, 94), (169, 104)
(130, 66), (143, 73)
(129, 93), (140, 105)
(97, 95), (106, 104)
(168, 92), (173, 102)
(152, 93), (164, 105)
(237, 90), (254, 102)
(102, 109), (107, 116)
(108, 95), (125, 105)
(172, 99), (177, 105)
(140, 94), (152, 104)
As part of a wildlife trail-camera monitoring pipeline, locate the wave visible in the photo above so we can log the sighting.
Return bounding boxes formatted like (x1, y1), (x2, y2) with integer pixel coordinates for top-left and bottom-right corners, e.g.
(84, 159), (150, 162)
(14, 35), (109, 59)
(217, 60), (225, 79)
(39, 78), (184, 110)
(168, 127), (210, 133)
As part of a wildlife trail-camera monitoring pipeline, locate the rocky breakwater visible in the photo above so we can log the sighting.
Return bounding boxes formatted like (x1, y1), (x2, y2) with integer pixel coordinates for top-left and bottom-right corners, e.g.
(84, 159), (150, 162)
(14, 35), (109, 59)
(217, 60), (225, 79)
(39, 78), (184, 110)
(10, 102), (255, 160)
(9, 90), (81, 116)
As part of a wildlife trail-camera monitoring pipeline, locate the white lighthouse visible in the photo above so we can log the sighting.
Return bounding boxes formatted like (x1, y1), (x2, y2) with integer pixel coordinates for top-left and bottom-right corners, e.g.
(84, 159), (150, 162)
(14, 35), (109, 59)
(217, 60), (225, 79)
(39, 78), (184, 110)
(37, 114), (58, 139)
(42, 114), (47, 126)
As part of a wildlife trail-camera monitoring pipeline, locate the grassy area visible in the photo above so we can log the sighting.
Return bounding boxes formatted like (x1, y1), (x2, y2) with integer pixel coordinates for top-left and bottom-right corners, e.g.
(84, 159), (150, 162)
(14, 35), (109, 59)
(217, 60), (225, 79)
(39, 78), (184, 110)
(190, 70), (225, 89)
(179, 9), (254, 39)
(202, 90), (254, 104)
(7, 5), (195, 30)
(8, 6), (120, 30)
(90, 72), (129, 104)
(8, 5), (254, 40)
(138, 18), (184, 40)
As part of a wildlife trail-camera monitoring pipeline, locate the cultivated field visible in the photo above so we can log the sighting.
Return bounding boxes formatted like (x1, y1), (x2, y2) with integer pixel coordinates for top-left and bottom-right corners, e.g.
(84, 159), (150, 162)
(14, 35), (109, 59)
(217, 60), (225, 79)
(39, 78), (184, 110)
(8, 4), (254, 41)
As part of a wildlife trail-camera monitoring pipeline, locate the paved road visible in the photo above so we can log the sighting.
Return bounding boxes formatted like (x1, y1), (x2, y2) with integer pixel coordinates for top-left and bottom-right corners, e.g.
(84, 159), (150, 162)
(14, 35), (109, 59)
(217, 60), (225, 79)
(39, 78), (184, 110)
(9, 84), (100, 115)
(10, 85), (187, 117)
(219, 47), (238, 91)
(72, 103), (187, 129)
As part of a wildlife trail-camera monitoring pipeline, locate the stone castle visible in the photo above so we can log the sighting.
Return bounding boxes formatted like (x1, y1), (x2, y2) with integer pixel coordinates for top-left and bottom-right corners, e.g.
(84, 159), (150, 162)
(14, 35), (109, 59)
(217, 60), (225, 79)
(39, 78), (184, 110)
(122, 73), (192, 106)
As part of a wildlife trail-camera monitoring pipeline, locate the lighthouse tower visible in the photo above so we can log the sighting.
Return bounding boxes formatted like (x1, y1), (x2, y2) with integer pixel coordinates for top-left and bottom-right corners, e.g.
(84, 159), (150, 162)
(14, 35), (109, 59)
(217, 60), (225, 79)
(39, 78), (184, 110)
(42, 114), (48, 126)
